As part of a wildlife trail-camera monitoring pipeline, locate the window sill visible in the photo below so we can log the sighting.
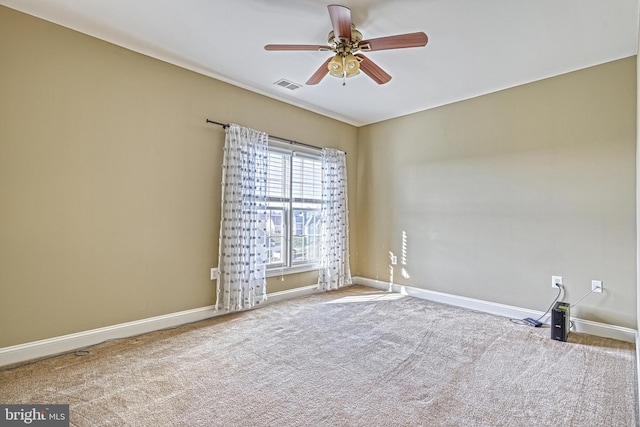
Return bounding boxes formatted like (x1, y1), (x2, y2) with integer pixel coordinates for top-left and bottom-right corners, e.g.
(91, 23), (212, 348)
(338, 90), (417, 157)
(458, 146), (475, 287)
(266, 264), (318, 278)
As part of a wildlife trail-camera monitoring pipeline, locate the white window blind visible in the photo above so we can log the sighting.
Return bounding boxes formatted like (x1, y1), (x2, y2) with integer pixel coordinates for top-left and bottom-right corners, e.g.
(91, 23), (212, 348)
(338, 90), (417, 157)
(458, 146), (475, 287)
(292, 155), (323, 202)
(265, 142), (322, 273)
(267, 150), (289, 200)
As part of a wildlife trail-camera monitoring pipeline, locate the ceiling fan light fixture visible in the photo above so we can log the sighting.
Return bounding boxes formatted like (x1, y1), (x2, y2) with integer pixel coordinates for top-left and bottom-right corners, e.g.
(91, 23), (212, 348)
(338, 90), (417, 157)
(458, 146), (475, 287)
(328, 54), (344, 77)
(344, 53), (360, 77)
(328, 53), (360, 78)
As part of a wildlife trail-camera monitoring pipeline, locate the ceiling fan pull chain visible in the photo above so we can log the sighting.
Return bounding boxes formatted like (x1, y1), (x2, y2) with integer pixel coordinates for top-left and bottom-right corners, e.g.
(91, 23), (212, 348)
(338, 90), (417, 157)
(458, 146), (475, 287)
(343, 56), (347, 86)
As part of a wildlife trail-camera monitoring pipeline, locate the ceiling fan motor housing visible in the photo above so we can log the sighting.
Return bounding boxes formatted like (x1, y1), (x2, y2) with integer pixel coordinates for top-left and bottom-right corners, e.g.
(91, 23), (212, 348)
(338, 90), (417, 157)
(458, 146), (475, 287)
(327, 24), (363, 47)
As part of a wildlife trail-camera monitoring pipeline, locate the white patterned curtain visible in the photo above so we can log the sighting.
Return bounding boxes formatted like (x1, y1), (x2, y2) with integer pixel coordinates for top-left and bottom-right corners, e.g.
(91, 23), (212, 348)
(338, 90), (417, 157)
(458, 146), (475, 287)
(318, 148), (352, 291)
(216, 124), (269, 312)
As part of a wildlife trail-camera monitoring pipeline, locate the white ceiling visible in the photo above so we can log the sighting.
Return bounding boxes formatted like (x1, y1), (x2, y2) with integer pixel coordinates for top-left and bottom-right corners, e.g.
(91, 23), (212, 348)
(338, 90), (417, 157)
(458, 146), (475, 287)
(2, 0), (638, 126)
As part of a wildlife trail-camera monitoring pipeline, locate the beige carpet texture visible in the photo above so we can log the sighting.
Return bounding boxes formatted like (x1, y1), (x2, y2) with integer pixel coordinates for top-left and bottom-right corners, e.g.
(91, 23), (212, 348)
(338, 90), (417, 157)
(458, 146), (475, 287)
(0, 285), (637, 426)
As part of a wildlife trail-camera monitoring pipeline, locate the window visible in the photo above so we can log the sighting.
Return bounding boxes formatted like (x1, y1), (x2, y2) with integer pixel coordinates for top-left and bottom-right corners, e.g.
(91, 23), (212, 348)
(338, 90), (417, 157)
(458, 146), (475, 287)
(266, 141), (322, 274)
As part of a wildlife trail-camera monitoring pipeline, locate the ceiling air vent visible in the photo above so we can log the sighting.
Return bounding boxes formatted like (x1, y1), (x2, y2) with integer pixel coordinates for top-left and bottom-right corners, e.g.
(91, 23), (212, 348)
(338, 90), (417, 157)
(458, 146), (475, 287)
(274, 78), (302, 91)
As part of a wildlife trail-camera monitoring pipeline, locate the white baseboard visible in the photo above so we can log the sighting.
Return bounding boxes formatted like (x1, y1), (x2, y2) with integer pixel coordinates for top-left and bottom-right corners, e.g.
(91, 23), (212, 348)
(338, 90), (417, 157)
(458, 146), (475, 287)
(265, 284), (320, 303)
(0, 305), (216, 369)
(0, 285), (321, 368)
(353, 276), (637, 343)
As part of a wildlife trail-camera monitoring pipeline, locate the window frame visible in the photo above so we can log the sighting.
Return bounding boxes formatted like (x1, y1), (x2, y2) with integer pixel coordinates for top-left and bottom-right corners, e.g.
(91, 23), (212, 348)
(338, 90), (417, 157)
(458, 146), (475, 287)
(265, 140), (323, 277)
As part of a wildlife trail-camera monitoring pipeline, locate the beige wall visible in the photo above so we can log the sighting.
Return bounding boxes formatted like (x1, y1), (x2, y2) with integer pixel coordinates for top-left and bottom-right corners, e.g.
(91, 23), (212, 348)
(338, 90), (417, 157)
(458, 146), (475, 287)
(358, 57), (637, 329)
(0, 6), (358, 348)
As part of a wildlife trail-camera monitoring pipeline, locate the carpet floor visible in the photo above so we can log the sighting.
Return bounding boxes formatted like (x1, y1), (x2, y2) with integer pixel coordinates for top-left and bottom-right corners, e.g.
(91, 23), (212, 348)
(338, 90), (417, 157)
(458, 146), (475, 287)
(0, 285), (637, 426)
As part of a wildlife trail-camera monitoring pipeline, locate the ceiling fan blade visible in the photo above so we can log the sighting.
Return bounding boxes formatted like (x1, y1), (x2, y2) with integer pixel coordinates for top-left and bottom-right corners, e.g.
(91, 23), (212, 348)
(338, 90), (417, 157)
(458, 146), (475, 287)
(306, 58), (332, 85)
(265, 44), (331, 51)
(359, 32), (428, 51)
(355, 54), (392, 84)
(327, 4), (352, 40)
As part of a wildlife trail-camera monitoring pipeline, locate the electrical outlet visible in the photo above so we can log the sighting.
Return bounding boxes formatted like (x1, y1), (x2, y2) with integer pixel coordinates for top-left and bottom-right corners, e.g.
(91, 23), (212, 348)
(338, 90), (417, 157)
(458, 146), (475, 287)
(592, 280), (603, 293)
(210, 268), (219, 280)
(552, 276), (563, 288)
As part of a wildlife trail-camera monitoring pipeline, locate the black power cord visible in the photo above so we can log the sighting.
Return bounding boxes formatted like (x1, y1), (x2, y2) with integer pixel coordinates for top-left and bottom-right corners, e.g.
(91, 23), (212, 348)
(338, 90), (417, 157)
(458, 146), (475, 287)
(510, 284), (563, 327)
(534, 284), (563, 323)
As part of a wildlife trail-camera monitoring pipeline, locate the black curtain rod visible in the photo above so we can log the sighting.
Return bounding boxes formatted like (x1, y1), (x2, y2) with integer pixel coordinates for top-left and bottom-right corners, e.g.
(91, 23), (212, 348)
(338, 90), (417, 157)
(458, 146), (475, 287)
(206, 119), (322, 152)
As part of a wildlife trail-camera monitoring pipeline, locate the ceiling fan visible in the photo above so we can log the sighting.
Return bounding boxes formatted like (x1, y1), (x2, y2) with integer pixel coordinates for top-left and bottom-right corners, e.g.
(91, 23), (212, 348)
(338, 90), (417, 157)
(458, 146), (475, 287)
(264, 4), (428, 85)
